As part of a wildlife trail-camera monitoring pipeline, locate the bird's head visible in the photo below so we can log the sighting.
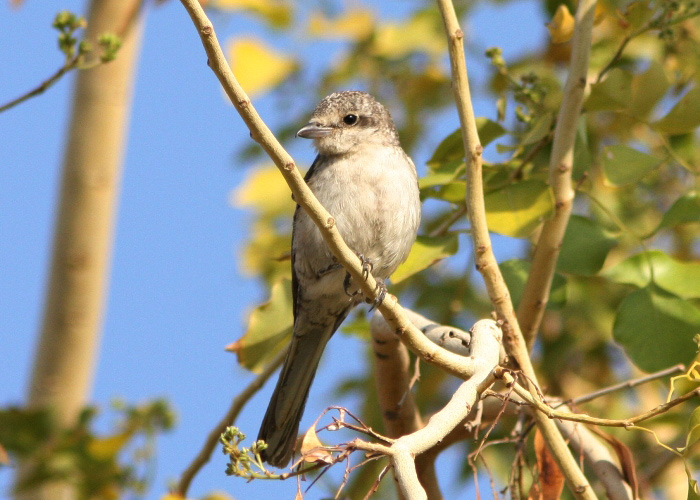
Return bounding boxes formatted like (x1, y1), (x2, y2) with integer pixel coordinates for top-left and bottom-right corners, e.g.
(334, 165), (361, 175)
(296, 91), (400, 155)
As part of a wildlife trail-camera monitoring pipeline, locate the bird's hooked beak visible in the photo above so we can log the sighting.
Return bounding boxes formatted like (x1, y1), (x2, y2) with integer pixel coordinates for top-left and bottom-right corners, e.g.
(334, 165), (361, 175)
(296, 122), (332, 139)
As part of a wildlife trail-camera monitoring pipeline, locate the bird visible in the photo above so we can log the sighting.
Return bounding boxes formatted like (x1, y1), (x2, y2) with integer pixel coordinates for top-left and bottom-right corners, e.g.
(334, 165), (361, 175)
(258, 91), (421, 467)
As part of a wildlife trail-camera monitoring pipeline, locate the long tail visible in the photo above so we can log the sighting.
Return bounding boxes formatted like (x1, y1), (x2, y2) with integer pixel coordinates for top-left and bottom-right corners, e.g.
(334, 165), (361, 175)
(258, 310), (348, 467)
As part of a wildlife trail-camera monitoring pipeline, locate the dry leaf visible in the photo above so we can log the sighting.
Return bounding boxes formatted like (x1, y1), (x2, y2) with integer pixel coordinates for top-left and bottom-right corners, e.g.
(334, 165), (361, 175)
(300, 424), (332, 464)
(528, 430), (564, 500)
(589, 426), (639, 499)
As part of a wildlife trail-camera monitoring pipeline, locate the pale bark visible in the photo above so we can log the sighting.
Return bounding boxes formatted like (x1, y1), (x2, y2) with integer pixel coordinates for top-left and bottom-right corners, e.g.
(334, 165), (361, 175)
(16, 1), (144, 499)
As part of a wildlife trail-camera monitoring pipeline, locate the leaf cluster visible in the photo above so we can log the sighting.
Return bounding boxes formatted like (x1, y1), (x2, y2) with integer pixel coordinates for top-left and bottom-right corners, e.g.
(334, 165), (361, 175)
(0, 400), (174, 500)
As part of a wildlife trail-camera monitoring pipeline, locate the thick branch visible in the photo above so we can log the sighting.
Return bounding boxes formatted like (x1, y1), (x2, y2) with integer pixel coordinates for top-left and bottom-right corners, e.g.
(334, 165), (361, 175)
(517, 0), (598, 346)
(357, 320), (502, 500)
(179, 0), (478, 381)
(371, 311), (443, 500)
(434, 0), (598, 498)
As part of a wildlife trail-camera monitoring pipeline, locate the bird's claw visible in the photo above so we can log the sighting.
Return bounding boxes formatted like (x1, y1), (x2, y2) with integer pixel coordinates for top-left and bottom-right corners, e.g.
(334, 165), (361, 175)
(357, 253), (374, 279)
(344, 254), (375, 297)
(368, 280), (387, 312)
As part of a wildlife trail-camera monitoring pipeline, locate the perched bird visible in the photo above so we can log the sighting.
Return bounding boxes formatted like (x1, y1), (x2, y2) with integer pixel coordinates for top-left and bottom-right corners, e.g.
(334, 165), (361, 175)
(258, 91), (421, 467)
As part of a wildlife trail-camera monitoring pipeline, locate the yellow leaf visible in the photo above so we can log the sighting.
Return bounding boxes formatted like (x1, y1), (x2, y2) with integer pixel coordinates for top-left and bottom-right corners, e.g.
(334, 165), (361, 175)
(300, 424), (332, 464)
(371, 11), (445, 58)
(232, 164), (295, 216)
(547, 5), (575, 44)
(228, 279), (293, 372)
(88, 431), (132, 460)
(307, 9), (374, 40)
(228, 38), (296, 97)
(211, 0), (292, 28)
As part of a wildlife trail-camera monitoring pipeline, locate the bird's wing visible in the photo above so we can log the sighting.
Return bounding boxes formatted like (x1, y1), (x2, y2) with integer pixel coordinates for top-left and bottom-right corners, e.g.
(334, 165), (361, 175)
(291, 154), (323, 320)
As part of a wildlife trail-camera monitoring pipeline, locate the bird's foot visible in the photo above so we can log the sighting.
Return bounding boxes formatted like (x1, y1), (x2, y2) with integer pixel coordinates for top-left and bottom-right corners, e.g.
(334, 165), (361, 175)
(368, 280), (387, 312)
(343, 253), (375, 297)
(356, 253), (374, 279)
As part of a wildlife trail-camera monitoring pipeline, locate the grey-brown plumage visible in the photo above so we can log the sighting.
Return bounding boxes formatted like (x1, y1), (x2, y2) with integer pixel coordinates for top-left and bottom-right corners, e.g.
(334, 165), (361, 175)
(258, 91), (421, 467)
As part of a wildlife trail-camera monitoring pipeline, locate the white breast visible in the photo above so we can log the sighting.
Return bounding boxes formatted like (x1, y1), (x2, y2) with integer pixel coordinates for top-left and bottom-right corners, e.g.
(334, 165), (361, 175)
(294, 145), (421, 282)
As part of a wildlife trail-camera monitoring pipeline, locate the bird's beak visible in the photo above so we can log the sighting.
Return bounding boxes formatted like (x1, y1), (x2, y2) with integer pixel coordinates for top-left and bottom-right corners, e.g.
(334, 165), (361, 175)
(296, 122), (332, 139)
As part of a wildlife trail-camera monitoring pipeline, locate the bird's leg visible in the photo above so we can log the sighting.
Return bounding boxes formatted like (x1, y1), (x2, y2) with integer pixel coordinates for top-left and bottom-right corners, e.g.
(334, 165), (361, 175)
(343, 253), (374, 297)
(368, 279), (387, 312)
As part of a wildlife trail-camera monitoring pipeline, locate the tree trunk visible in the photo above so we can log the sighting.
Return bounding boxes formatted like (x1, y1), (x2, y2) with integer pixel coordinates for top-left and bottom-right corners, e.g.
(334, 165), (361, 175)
(15, 1), (144, 498)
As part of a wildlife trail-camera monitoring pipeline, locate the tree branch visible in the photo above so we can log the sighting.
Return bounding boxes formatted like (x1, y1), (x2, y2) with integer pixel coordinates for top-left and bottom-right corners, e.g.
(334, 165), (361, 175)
(174, 349), (286, 497)
(178, 0), (480, 381)
(356, 320), (502, 500)
(516, 0), (597, 346)
(434, 0), (599, 498)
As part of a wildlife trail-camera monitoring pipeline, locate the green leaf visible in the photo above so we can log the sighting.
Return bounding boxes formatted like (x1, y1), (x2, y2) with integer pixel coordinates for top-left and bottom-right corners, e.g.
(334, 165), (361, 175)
(557, 216), (617, 275)
(392, 234), (459, 283)
(683, 406), (700, 454)
(500, 259), (567, 309)
(585, 69), (633, 112)
(623, 1), (655, 32)
(601, 145), (662, 186)
(653, 87), (700, 135)
(419, 159), (465, 189)
(630, 61), (669, 118)
(521, 112), (553, 145)
(602, 250), (700, 299)
(573, 116), (592, 179)
(428, 118), (505, 163)
(689, 478), (700, 500)
(230, 279), (293, 372)
(484, 180), (554, 238)
(655, 192), (700, 233)
(613, 285), (700, 372)
(427, 181), (467, 204)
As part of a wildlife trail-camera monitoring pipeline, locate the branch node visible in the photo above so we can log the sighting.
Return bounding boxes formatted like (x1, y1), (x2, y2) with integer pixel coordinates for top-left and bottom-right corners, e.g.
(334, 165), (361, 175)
(200, 25), (213, 36)
(454, 28), (464, 39)
(326, 216), (335, 229)
(283, 162), (295, 171)
(475, 244), (489, 254)
(238, 98), (250, 109)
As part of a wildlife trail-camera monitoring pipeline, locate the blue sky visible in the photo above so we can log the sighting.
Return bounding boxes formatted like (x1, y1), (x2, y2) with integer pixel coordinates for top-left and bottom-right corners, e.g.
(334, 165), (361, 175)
(1, 1), (545, 498)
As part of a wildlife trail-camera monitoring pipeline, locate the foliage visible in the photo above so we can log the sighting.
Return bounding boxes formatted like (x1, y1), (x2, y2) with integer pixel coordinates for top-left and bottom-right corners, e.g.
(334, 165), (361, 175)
(0, 400), (174, 500)
(226, 0), (700, 497)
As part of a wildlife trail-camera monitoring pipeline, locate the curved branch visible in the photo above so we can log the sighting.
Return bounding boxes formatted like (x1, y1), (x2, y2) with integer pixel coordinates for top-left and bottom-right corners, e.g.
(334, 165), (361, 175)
(356, 319), (503, 500)
(178, 0), (479, 381)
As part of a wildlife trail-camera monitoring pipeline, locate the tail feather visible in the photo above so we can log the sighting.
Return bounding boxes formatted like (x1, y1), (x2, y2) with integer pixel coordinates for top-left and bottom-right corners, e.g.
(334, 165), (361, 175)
(258, 309), (349, 467)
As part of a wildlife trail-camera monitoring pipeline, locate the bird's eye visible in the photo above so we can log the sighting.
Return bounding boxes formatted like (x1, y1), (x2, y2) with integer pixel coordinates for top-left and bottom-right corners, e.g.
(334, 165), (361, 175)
(343, 114), (358, 125)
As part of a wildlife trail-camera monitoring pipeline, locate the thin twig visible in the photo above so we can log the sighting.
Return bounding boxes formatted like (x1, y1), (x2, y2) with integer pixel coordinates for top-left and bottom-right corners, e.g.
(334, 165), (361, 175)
(174, 349), (285, 496)
(500, 370), (700, 428)
(561, 364), (686, 407)
(0, 57), (80, 113)
(428, 205), (467, 237)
